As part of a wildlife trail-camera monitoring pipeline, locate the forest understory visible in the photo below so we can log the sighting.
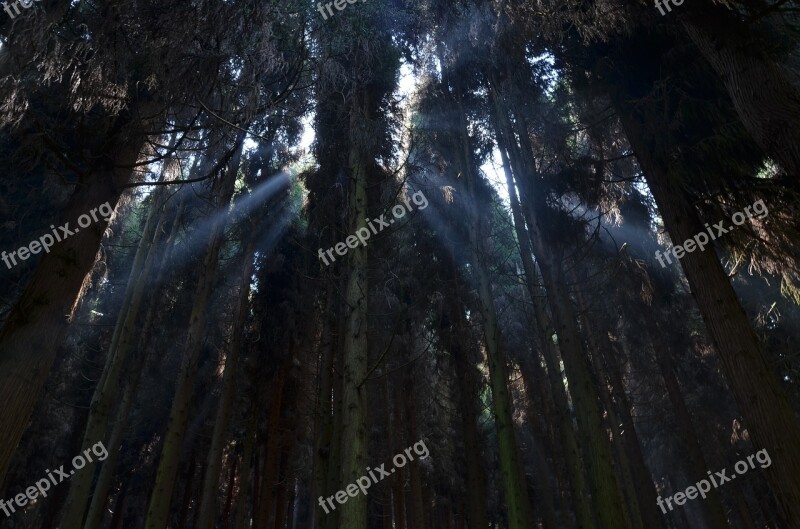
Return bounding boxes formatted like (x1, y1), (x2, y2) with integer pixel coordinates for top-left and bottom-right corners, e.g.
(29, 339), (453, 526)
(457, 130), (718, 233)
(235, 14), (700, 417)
(1, 0), (799, 528)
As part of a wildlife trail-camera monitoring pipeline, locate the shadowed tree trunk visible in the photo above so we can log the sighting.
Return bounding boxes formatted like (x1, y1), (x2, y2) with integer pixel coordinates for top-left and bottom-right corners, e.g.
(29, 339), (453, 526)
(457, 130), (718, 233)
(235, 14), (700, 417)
(452, 76), (535, 528)
(495, 81), (632, 527)
(391, 385), (407, 529)
(493, 81), (630, 529)
(257, 362), (289, 529)
(0, 135), (146, 484)
(61, 180), (172, 529)
(490, 81), (603, 529)
(445, 284), (490, 529)
(601, 326), (668, 529)
(615, 97), (800, 525)
(233, 411), (258, 529)
(312, 286), (337, 529)
(223, 456), (238, 529)
(680, 4), (800, 179)
(336, 85), (371, 529)
(403, 366), (425, 529)
(650, 326), (731, 529)
(197, 227), (258, 529)
(144, 131), (246, 529)
(571, 280), (647, 529)
(82, 195), (187, 529)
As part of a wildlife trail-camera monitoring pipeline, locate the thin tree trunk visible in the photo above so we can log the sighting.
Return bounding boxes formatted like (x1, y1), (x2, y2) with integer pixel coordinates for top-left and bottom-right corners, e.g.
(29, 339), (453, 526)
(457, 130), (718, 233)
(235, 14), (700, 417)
(223, 456), (238, 529)
(272, 449), (289, 529)
(144, 132), (246, 529)
(403, 372), (425, 529)
(499, 79), (634, 526)
(108, 482), (128, 529)
(253, 445), (262, 529)
(193, 456), (210, 529)
(83, 196), (187, 529)
(615, 99), (800, 525)
(391, 386), (407, 529)
(571, 280), (644, 529)
(383, 376), (398, 529)
(284, 478), (296, 529)
(197, 229), (259, 529)
(651, 329), (731, 529)
(233, 411), (258, 529)
(312, 286), (337, 529)
(176, 451), (198, 529)
(259, 363), (289, 529)
(451, 76), (534, 529)
(491, 90), (592, 529)
(517, 347), (572, 529)
(445, 289), (490, 529)
(602, 328), (668, 529)
(324, 340), (344, 529)
(61, 181), (171, 529)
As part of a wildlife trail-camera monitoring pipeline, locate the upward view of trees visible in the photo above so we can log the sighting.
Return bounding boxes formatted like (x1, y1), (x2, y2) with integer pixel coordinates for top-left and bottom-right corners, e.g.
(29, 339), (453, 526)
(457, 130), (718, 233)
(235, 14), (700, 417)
(1, 0), (799, 528)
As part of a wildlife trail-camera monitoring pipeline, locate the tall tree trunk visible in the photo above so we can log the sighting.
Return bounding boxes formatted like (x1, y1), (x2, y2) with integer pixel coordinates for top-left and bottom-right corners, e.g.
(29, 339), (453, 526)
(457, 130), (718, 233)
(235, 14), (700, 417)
(83, 196), (187, 529)
(108, 482), (128, 529)
(61, 181), (171, 529)
(336, 86), (370, 529)
(312, 287), (337, 529)
(592, 332), (642, 529)
(284, 478), (297, 529)
(223, 456), (238, 529)
(447, 74), (534, 529)
(192, 456), (210, 529)
(391, 386), (407, 529)
(517, 346), (573, 529)
(0, 137), (145, 483)
(571, 280), (645, 529)
(490, 88), (593, 529)
(403, 372), (425, 529)
(258, 363), (289, 529)
(615, 99), (800, 525)
(498, 89), (632, 527)
(324, 340), (344, 529)
(650, 328), (731, 529)
(516, 355), (562, 529)
(253, 444), (262, 529)
(197, 229), (258, 529)
(233, 411), (258, 529)
(383, 377), (398, 529)
(602, 327), (668, 529)
(176, 451), (199, 529)
(272, 446), (289, 529)
(680, 5), (800, 179)
(144, 132), (246, 529)
(445, 289), (490, 529)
